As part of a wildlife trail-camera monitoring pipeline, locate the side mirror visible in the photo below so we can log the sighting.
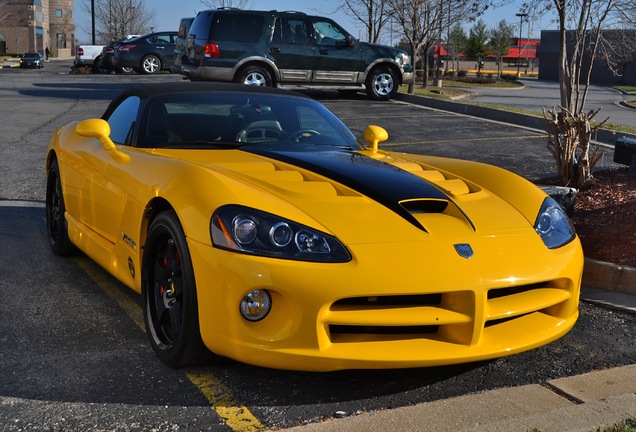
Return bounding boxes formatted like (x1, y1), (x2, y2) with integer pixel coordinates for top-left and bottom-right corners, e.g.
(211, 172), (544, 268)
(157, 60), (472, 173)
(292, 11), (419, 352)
(76, 119), (115, 150)
(363, 125), (388, 154)
(75, 119), (130, 163)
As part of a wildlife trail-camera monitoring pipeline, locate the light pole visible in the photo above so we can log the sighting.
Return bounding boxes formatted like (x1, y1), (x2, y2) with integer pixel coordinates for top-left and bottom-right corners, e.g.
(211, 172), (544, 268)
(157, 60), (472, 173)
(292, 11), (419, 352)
(515, 13), (527, 77)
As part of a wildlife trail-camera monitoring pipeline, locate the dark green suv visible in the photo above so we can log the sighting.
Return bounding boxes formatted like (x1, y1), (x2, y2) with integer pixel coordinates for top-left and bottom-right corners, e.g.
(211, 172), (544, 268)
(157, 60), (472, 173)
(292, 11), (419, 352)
(182, 9), (413, 100)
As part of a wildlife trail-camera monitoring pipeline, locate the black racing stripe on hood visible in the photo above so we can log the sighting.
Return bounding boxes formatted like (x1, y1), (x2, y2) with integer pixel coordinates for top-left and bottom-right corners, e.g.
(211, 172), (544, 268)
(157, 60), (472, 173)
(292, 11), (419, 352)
(241, 145), (449, 230)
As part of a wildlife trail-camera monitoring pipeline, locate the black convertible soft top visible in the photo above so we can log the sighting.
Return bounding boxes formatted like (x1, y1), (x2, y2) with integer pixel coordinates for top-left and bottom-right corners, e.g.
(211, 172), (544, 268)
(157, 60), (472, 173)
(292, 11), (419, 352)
(101, 81), (308, 119)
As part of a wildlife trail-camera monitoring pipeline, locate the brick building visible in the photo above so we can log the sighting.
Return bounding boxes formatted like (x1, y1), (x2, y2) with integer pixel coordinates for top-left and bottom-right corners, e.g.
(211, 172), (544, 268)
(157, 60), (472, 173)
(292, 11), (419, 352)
(0, 0), (75, 57)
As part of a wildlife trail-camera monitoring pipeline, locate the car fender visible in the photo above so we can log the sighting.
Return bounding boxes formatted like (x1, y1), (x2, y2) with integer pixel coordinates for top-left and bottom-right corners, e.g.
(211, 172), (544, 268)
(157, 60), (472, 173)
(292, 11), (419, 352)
(233, 56), (280, 82)
(362, 59), (406, 84)
(401, 153), (549, 225)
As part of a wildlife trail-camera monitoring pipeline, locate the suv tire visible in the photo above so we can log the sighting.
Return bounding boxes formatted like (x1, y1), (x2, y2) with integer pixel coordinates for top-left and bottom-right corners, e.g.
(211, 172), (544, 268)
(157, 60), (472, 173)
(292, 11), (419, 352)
(235, 65), (272, 87)
(141, 54), (161, 74)
(366, 67), (398, 101)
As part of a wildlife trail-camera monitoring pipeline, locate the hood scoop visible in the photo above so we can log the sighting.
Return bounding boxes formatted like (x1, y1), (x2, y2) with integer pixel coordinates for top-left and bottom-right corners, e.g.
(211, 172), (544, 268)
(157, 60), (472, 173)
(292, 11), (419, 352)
(239, 146), (475, 232)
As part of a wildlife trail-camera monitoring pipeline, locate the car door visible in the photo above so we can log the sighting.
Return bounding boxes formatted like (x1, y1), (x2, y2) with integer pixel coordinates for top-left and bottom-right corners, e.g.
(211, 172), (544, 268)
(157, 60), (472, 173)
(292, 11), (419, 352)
(268, 15), (316, 82)
(82, 96), (140, 244)
(152, 32), (177, 67)
(310, 17), (364, 83)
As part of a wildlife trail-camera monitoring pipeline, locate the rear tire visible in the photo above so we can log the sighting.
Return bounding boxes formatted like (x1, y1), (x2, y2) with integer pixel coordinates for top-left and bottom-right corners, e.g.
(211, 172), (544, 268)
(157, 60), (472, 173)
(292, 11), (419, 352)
(46, 159), (76, 256)
(142, 210), (209, 367)
(235, 65), (273, 87)
(141, 55), (161, 74)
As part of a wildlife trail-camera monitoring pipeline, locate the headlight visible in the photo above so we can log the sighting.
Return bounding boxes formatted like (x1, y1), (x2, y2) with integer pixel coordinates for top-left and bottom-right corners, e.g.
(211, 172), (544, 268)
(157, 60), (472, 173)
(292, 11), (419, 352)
(210, 205), (351, 262)
(534, 198), (576, 249)
(395, 52), (410, 66)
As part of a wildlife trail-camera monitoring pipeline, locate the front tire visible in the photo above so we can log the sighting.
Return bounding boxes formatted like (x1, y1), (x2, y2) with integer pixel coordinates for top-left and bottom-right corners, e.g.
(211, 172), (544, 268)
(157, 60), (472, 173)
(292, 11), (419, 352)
(366, 66), (398, 101)
(142, 210), (208, 367)
(235, 65), (272, 87)
(141, 55), (161, 74)
(46, 159), (75, 255)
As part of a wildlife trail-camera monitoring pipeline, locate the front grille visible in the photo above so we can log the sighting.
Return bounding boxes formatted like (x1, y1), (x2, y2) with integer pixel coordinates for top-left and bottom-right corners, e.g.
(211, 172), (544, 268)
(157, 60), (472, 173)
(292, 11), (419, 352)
(325, 280), (572, 345)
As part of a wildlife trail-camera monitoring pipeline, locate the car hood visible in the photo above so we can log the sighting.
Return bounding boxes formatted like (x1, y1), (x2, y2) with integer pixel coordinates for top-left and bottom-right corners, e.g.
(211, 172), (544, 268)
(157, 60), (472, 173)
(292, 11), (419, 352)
(154, 145), (538, 245)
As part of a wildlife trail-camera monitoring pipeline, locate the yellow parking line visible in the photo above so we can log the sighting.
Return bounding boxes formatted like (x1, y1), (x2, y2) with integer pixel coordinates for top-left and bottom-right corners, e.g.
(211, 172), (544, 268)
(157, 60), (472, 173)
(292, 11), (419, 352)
(186, 371), (264, 432)
(75, 257), (146, 332)
(381, 134), (548, 147)
(75, 256), (264, 432)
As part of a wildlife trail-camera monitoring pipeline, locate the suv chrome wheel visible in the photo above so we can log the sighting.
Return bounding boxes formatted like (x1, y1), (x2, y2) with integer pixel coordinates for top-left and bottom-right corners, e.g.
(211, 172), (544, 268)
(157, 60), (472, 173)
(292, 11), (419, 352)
(366, 67), (398, 101)
(236, 65), (273, 87)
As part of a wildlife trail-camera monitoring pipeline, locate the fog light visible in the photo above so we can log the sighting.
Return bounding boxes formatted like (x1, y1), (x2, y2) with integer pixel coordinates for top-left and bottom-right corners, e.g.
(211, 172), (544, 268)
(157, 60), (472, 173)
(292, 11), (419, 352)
(240, 289), (271, 321)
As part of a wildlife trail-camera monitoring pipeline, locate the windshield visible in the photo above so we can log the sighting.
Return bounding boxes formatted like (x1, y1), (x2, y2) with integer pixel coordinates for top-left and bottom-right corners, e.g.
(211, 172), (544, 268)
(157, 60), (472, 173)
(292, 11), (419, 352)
(138, 92), (361, 149)
(24, 53), (40, 59)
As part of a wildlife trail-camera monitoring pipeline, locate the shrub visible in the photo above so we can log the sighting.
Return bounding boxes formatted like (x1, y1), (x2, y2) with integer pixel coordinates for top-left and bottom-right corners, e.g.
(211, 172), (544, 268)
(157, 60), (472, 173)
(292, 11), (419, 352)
(500, 73), (519, 82)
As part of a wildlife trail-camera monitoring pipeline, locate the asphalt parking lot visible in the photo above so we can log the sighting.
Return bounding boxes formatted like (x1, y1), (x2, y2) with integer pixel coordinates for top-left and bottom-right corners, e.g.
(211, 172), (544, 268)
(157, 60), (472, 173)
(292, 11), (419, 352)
(0, 61), (634, 431)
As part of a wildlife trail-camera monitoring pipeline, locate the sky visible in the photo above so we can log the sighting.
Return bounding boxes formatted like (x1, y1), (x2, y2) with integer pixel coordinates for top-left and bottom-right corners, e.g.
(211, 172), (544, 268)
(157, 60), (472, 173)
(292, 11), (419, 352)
(73, 0), (553, 45)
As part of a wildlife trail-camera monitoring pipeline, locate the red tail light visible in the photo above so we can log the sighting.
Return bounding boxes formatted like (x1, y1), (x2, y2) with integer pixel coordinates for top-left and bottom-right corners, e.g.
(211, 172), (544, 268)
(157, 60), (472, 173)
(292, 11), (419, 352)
(119, 44), (136, 52)
(204, 43), (220, 58)
(77, 47), (84, 55)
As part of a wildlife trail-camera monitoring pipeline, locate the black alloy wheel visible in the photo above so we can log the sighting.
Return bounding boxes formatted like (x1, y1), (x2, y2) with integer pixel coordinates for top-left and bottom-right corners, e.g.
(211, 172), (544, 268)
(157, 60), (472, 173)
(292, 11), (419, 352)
(142, 210), (209, 367)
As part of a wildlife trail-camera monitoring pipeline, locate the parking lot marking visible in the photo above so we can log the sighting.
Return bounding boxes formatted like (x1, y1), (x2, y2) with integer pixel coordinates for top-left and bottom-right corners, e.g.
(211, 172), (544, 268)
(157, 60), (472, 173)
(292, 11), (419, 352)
(186, 371), (265, 432)
(75, 256), (264, 432)
(75, 256), (146, 332)
(382, 134), (549, 147)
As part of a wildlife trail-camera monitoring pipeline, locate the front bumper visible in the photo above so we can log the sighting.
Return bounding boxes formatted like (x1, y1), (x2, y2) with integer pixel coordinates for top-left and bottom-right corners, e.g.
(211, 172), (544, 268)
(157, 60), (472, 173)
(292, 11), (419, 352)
(189, 232), (583, 371)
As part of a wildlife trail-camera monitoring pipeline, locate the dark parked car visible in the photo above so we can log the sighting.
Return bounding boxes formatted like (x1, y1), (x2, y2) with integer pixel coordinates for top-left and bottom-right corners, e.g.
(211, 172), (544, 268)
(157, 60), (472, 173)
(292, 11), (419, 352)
(170, 17), (194, 74)
(97, 35), (139, 73)
(112, 31), (177, 74)
(19, 52), (44, 69)
(181, 9), (413, 100)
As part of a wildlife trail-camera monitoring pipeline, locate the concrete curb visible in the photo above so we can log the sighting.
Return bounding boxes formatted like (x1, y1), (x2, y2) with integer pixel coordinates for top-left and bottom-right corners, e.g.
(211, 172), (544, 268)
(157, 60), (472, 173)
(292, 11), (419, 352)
(395, 92), (636, 145)
(282, 364), (636, 432)
(583, 258), (636, 295)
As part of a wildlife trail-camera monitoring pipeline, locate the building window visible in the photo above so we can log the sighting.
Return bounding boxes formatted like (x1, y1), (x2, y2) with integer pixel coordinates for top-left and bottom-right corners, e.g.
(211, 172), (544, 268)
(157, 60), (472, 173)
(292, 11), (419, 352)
(57, 33), (67, 49)
(67, 10), (73, 19)
(55, 9), (63, 18)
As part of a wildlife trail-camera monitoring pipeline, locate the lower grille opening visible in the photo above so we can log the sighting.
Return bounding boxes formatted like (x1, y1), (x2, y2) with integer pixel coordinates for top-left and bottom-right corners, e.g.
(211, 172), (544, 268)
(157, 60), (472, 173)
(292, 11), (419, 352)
(485, 313), (532, 328)
(332, 294), (442, 308)
(330, 325), (439, 335)
(487, 282), (547, 299)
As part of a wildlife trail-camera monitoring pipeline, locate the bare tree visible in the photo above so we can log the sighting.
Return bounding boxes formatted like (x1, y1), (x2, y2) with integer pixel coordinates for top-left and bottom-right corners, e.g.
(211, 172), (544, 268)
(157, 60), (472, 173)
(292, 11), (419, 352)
(79, 0), (157, 43)
(386, 0), (445, 92)
(447, 24), (467, 73)
(336, 0), (391, 43)
(524, 0), (630, 187)
(387, 0), (489, 92)
(0, 0), (16, 27)
(488, 19), (514, 78)
(200, 0), (251, 9)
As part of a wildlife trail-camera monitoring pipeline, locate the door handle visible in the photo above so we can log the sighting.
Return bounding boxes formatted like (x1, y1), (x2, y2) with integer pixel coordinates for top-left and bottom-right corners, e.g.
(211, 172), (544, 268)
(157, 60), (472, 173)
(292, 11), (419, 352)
(270, 47), (280, 53)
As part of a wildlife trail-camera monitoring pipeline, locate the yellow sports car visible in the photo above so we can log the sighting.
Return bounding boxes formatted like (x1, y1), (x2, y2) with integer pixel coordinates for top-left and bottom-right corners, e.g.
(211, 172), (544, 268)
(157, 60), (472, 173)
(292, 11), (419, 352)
(46, 82), (583, 371)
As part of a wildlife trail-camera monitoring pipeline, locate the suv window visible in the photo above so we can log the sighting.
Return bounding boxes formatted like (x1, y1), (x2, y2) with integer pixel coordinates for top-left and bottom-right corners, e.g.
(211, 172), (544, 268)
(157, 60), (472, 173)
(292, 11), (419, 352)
(211, 14), (264, 42)
(272, 17), (311, 44)
(312, 19), (347, 46)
